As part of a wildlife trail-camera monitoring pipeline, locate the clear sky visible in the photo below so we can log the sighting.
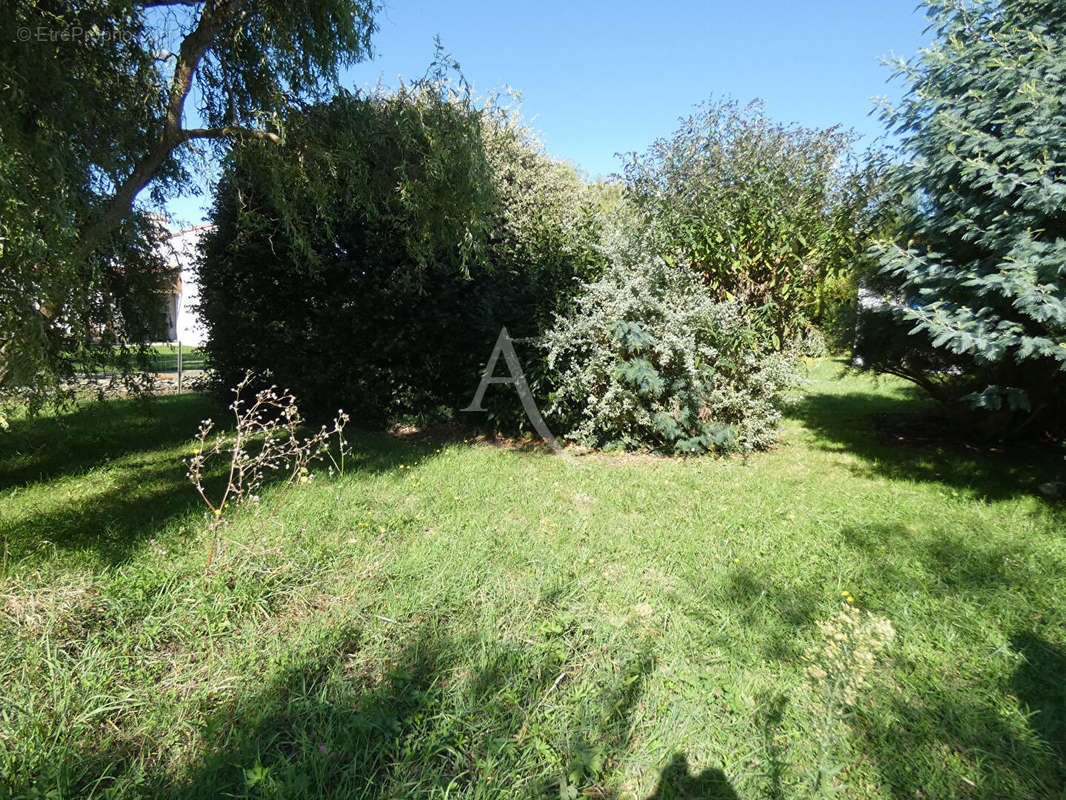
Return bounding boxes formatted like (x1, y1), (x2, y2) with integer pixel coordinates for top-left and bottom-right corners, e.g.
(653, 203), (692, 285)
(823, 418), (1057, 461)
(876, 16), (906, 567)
(166, 0), (930, 226)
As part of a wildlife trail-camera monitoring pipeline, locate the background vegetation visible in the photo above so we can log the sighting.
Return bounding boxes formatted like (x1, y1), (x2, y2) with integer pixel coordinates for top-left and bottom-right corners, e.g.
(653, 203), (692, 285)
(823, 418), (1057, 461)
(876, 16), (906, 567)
(621, 99), (888, 352)
(198, 84), (880, 453)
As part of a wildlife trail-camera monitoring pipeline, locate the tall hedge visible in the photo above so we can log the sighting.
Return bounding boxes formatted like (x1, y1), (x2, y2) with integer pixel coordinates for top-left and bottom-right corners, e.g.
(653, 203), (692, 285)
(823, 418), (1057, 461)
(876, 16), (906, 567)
(198, 82), (602, 428)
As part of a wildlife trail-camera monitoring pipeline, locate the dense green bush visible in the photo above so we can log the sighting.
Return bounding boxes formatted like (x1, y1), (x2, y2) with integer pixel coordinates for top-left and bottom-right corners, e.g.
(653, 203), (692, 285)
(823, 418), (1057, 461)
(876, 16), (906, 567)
(198, 79), (602, 428)
(199, 84), (883, 452)
(543, 227), (799, 454)
(868, 0), (1066, 439)
(622, 99), (886, 350)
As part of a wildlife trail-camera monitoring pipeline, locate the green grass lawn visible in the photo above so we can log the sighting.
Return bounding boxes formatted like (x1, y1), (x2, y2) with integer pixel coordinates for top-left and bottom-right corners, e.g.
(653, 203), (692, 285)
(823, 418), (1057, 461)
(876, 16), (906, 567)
(1, 361), (1064, 799)
(144, 345), (206, 373)
(70, 346), (207, 376)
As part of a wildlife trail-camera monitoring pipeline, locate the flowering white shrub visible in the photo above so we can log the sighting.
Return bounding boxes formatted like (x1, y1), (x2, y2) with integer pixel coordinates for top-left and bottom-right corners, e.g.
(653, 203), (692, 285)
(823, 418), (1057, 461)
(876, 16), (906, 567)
(542, 226), (799, 454)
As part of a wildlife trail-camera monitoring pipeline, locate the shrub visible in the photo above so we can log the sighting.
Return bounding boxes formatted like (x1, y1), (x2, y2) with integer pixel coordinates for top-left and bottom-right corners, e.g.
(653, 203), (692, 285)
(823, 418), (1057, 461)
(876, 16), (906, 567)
(621, 98), (886, 350)
(543, 228), (799, 454)
(198, 79), (602, 430)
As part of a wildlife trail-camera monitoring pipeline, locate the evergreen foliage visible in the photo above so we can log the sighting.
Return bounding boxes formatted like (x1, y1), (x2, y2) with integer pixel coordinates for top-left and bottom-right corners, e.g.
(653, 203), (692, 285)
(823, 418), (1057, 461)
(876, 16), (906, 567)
(198, 79), (602, 428)
(543, 227), (799, 454)
(870, 0), (1066, 437)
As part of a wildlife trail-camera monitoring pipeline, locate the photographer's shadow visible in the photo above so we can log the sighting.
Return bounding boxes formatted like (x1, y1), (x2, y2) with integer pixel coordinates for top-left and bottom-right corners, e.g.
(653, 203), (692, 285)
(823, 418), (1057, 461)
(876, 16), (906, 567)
(645, 753), (739, 800)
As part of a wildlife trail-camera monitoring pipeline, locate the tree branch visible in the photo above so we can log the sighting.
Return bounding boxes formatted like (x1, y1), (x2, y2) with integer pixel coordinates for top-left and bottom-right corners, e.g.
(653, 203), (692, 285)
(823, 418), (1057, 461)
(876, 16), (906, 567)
(76, 0), (243, 263)
(181, 126), (282, 145)
(138, 0), (203, 8)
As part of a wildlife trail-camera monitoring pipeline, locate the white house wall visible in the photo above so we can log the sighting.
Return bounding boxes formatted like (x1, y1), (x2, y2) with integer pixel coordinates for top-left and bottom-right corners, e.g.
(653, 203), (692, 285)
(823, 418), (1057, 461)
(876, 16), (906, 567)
(158, 224), (210, 346)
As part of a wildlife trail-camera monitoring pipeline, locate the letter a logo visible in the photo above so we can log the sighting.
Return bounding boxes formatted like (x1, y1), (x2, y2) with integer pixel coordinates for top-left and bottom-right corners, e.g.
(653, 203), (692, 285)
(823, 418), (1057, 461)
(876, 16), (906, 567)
(462, 326), (561, 452)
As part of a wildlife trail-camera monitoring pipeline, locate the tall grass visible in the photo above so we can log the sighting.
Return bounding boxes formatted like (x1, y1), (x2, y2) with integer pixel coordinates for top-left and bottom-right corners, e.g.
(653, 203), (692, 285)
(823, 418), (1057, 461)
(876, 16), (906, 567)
(0, 361), (1063, 799)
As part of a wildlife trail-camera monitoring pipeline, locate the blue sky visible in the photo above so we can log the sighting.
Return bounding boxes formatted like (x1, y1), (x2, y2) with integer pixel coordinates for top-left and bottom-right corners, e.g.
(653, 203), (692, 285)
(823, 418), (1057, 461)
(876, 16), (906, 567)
(166, 0), (930, 226)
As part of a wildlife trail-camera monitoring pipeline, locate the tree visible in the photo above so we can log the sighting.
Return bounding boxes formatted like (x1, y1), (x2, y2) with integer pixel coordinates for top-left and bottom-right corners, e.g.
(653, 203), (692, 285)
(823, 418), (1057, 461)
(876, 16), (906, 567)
(622, 99), (885, 349)
(871, 0), (1066, 438)
(1, 0), (376, 409)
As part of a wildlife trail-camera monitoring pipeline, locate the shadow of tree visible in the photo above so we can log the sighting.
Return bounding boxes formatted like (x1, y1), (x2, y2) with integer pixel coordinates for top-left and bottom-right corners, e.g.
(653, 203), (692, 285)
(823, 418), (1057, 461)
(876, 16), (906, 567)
(682, 566), (822, 663)
(785, 387), (1065, 503)
(2, 457), (209, 566)
(755, 693), (789, 800)
(838, 521), (1066, 617)
(1011, 632), (1066, 774)
(1, 396), (449, 569)
(12, 618), (662, 799)
(829, 523), (1066, 798)
(852, 686), (1066, 800)
(0, 393), (218, 491)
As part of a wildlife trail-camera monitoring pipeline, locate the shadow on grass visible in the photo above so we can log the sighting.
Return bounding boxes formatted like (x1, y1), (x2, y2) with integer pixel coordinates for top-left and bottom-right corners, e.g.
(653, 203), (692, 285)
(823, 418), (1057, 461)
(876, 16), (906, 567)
(643, 754), (738, 800)
(3, 457), (211, 566)
(1011, 632), (1066, 774)
(16, 619), (697, 799)
(840, 522), (1025, 594)
(833, 524), (1066, 797)
(786, 383), (1064, 503)
(853, 675), (1066, 800)
(839, 521), (1066, 615)
(0, 393), (219, 491)
(0, 395), (454, 569)
(754, 693), (789, 800)
(682, 566), (822, 664)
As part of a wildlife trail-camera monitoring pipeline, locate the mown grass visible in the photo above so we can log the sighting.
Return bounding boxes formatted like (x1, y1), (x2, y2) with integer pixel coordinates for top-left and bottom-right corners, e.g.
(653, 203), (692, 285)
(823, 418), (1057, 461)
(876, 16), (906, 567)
(144, 345), (206, 373)
(1, 360), (1063, 799)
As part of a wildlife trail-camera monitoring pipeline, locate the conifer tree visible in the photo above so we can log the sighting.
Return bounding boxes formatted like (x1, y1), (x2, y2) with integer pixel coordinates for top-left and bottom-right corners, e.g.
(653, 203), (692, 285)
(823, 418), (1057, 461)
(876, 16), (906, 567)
(872, 0), (1066, 437)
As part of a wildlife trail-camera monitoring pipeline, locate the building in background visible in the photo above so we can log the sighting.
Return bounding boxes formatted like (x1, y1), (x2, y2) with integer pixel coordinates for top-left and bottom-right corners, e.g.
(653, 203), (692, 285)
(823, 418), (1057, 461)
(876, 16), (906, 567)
(157, 224), (210, 346)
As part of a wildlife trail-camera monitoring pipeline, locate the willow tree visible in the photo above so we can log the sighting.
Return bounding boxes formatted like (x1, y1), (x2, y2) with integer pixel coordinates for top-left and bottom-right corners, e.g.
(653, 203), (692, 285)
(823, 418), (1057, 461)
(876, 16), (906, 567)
(0, 0), (376, 408)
